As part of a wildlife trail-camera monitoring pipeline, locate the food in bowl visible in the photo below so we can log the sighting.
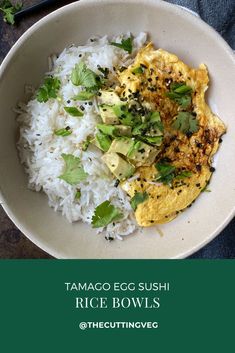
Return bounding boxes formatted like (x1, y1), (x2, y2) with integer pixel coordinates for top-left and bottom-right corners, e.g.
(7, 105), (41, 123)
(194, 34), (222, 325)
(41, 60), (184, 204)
(17, 33), (226, 240)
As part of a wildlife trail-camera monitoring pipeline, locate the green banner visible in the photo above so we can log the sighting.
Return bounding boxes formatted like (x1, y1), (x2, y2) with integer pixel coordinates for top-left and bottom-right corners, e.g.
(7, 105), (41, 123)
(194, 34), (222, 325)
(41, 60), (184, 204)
(0, 260), (234, 352)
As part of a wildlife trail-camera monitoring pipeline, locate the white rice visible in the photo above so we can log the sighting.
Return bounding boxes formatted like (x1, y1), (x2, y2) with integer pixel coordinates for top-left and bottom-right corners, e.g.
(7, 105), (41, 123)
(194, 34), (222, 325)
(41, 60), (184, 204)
(17, 33), (148, 239)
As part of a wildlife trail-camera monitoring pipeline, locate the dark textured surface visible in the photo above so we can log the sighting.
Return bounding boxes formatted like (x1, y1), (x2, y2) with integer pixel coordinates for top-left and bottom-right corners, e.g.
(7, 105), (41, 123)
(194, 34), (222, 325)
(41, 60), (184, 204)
(0, 0), (234, 259)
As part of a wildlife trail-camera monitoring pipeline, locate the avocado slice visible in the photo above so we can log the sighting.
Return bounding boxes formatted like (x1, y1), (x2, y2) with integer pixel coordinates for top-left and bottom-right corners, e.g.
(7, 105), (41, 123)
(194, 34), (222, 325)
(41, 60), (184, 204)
(102, 152), (135, 180)
(115, 125), (132, 137)
(127, 140), (160, 166)
(97, 124), (132, 137)
(99, 90), (121, 105)
(99, 104), (120, 125)
(108, 138), (134, 156)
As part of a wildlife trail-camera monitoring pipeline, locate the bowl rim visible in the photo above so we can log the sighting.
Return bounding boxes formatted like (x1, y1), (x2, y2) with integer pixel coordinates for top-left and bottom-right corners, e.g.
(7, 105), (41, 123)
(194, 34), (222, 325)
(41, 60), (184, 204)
(0, 0), (235, 259)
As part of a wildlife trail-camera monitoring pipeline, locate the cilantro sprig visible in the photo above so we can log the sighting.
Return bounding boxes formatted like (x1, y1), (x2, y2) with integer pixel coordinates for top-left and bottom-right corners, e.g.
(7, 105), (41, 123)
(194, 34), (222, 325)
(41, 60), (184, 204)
(64, 106), (84, 117)
(73, 90), (96, 101)
(71, 61), (101, 89)
(71, 61), (103, 101)
(0, 0), (22, 25)
(155, 162), (176, 185)
(54, 128), (72, 137)
(155, 161), (192, 186)
(36, 77), (61, 103)
(132, 66), (144, 74)
(166, 82), (192, 108)
(91, 201), (123, 228)
(172, 112), (199, 135)
(59, 154), (87, 185)
(130, 192), (149, 211)
(111, 36), (133, 54)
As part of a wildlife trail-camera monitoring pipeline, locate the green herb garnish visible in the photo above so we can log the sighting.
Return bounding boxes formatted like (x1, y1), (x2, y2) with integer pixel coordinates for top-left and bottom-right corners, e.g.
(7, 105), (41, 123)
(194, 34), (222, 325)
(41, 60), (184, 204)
(95, 132), (112, 152)
(113, 104), (140, 127)
(82, 137), (92, 151)
(91, 200), (123, 228)
(155, 161), (176, 185)
(75, 190), (81, 199)
(73, 90), (96, 101)
(132, 66), (144, 74)
(36, 77), (61, 103)
(111, 36), (133, 54)
(155, 162), (193, 185)
(143, 136), (163, 146)
(172, 112), (199, 135)
(54, 128), (72, 137)
(166, 82), (192, 108)
(59, 154), (87, 185)
(175, 171), (192, 179)
(71, 61), (101, 89)
(130, 192), (149, 211)
(64, 106), (84, 117)
(149, 111), (161, 123)
(97, 124), (117, 137)
(0, 0), (22, 25)
(127, 141), (142, 158)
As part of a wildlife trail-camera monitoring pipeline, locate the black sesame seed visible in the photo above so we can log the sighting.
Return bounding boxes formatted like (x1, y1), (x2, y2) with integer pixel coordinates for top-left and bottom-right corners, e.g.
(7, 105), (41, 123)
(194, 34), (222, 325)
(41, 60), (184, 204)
(114, 179), (120, 187)
(210, 166), (215, 172)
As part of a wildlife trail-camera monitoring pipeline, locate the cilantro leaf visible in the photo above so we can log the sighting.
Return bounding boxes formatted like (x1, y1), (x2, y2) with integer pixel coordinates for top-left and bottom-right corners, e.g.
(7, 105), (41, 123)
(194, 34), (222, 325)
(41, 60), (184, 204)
(130, 192), (149, 211)
(36, 77), (61, 103)
(113, 104), (141, 126)
(132, 66), (144, 74)
(71, 61), (101, 89)
(59, 154), (87, 185)
(95, 132), (112, 152)
(82, 136), (92, 151)
(0, 0), (22, 25)
(127, 141), (142, 158)
(75, 190), (81, 199)
(91, 200), (123, 228)
(175, 171), (192, 179)
(96, 124), (117, 137)
(166, 82), (192, 108)
(54, 128), (72, 137)
(73, 90), (96, 101)
(111, 36), (133, 54)
(172, 112), (199, 135)
(64, 106), (83, 117)
(155, 161), (176, 185)
(143, 136), (163, 146)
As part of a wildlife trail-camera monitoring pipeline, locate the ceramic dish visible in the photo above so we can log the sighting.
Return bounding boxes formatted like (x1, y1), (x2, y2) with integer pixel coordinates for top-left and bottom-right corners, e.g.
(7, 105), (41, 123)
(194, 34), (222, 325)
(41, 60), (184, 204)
(0, 0), (235, 258)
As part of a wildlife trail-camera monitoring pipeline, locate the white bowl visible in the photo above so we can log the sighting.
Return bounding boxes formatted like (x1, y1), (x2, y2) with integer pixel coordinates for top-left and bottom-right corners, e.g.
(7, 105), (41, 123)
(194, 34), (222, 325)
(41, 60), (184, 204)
(0, 0), (235, 259)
